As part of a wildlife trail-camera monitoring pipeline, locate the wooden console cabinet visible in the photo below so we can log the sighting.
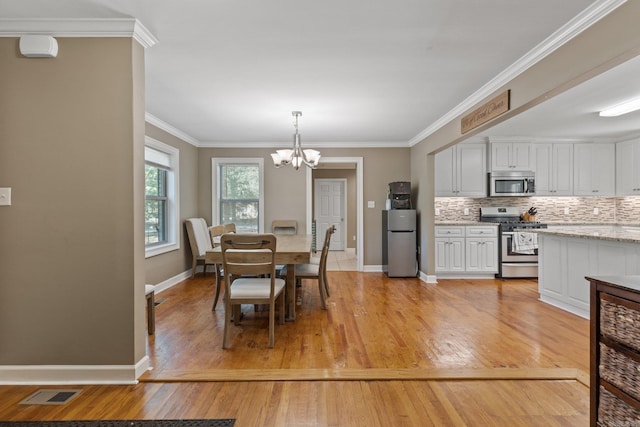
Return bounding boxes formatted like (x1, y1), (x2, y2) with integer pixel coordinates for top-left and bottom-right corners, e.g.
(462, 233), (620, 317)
(588, 275), (640, 426)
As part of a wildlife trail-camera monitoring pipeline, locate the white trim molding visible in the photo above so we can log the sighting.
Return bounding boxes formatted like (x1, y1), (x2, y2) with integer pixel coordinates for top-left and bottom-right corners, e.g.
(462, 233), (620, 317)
(145, 113), (201, 147)
(0, 18), (158, 48)
(307, 157), (364, 271)
(0, 356), (150, 385)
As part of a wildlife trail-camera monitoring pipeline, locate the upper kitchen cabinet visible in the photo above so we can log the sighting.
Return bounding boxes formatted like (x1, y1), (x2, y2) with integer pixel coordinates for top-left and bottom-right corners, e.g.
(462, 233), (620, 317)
(616, 138), (640, 196)
(531, 143), (573, 196)
(573, 143), (615, 196)
(491, 141), (531, 171)
(435, 143), (487, 197)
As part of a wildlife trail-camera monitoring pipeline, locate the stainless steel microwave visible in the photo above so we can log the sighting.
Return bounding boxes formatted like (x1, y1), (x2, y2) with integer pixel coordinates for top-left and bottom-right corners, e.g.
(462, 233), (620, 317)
(489, 171), (535, 196)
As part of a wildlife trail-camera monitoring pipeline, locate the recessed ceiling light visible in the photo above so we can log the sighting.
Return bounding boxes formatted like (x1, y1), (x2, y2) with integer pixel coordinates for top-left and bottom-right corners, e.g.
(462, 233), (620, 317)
(599, 97), (640, 117)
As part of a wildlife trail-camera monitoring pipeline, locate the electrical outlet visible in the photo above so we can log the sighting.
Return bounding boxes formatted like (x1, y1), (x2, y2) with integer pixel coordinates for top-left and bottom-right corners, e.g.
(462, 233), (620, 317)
(564, 207), (569, 215)
(435, 208), (441, 216)
(353, 235), (356, 241)
(593, 207), (599, 215)
(464, 208), (470, 216)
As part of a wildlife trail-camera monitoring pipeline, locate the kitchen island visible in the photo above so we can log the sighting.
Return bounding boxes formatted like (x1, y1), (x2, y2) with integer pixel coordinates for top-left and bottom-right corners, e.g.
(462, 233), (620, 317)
(536, 225), (640, 318)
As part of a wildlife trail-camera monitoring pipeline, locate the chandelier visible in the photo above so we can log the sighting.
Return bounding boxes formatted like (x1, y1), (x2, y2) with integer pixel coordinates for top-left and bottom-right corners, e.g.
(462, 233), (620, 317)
(271, 111), (321, 170)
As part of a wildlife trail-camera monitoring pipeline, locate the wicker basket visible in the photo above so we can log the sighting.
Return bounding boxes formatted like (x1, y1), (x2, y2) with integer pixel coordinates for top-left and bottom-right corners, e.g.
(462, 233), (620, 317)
(600, 343), (640, 402)
(598, 385), (640, 426)
(601, 297), (640, 353)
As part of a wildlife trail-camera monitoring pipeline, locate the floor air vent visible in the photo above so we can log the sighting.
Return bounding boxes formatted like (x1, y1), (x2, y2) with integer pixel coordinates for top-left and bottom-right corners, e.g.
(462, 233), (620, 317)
(20, 389), (81, 405)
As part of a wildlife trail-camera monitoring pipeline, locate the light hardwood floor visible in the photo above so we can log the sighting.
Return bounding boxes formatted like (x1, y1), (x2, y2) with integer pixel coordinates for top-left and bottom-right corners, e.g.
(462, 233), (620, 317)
(0, 273), (590, 425)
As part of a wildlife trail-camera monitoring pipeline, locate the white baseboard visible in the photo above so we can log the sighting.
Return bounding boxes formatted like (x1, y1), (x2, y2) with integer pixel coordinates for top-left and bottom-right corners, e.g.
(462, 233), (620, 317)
(363, 264), (383, 272)
(419, 272), (438, 284)
(0, 356), (150, 385)
(151, 269), (191, 294)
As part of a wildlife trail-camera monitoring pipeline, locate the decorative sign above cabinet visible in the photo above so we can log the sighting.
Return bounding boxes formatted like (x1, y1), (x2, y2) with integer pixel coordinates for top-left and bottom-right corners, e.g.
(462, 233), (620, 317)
(461, 90), (510, 134)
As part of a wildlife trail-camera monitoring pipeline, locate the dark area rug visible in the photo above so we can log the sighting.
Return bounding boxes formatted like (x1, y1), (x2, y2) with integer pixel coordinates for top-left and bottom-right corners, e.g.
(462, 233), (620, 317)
(0, 421), (234, 427)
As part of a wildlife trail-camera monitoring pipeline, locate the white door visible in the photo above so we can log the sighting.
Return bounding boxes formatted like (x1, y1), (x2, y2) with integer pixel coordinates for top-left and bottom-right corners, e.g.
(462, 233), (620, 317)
(314, 179), (345, 250)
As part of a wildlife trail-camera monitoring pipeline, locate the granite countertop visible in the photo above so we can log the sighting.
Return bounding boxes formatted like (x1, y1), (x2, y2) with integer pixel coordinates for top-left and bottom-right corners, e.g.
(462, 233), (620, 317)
(535, 225), (640, 244)
(435, 221), (496, 226)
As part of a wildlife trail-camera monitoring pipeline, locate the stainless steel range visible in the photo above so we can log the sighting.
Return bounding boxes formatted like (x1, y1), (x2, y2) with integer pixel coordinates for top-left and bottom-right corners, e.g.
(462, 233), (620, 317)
(479, 207), (547, 278)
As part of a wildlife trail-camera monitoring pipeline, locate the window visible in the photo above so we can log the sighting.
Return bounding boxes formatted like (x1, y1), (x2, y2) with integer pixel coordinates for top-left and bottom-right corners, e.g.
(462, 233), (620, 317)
(212, 158), (264, 233)
(145, 137), (180, 257)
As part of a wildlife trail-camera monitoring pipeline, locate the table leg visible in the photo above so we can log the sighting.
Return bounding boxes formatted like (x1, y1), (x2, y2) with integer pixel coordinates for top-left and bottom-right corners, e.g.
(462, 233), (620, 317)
(286, 263), (296, 321)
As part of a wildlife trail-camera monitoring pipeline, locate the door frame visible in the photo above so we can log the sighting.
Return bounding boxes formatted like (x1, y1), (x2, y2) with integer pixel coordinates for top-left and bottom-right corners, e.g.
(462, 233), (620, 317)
(314, 178), (347, 251)
(306, 157), (363, 271)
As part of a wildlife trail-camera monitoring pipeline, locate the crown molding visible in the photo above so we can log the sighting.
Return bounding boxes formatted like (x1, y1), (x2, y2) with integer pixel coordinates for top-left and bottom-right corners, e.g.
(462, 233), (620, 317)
(198, 140), (409, 149)
(145, 113), (201, 147)
(407, 0), (628, 147)
(0, 18), (158, 48)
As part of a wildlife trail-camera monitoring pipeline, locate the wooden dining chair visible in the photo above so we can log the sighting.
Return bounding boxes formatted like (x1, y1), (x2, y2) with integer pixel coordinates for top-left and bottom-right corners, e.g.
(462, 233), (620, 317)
(209, 225), (226, 310)
(281, 225), (335, 309)
(223, 223), (236, 234)
(220, 233), (285, 348)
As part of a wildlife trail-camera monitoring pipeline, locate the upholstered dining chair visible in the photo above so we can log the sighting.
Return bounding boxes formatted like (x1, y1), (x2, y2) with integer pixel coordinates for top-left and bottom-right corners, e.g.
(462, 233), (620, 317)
(220, 233), (285, 348)
(209, 225), (226, 310)
(184, 218), (216, 279)
(281, 225), (335, 309)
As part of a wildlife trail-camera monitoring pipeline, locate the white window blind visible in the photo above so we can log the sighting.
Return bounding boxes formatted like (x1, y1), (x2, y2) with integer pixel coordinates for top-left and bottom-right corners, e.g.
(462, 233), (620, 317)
(145, 146), (172, 169)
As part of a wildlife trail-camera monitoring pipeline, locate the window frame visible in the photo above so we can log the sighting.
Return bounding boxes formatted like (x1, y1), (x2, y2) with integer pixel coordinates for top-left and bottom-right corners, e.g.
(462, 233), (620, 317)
(212, 158), (264, 233)
(145, 137), (180, 258)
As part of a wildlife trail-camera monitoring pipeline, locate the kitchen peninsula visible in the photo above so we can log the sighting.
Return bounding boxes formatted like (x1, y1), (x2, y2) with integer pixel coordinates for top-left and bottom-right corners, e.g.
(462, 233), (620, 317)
(536, 226), (640, 318)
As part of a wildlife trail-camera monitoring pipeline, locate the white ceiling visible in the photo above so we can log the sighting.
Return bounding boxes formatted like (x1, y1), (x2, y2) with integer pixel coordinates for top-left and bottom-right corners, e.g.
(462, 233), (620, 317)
(4, 0), (634, 146)
(473, 53), (640, 143)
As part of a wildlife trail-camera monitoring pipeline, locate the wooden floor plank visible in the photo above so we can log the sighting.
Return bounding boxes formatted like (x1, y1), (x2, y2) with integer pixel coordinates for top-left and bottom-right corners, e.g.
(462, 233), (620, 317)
(141, 367), (582, 382)
(0, 272), (590, 425)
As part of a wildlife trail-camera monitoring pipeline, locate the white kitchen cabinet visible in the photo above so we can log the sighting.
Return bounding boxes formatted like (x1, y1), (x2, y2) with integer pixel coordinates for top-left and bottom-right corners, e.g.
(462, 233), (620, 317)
(538, 232), (640, 319)
(491, 142), (531, 171)
(464, 226), (498, 273)
(573, 143), (615, 196)
(435, 225), (497, 275)
(616, 138), (640, 196)
(435, 143), (486, 197)
(531, 143), (573, 196)
(435, 226), (465, 273)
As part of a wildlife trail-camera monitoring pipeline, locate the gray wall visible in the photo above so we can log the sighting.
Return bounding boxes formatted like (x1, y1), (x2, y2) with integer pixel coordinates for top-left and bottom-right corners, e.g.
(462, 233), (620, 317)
(0, 37), (146, 365)
(144, 124), (199, 285)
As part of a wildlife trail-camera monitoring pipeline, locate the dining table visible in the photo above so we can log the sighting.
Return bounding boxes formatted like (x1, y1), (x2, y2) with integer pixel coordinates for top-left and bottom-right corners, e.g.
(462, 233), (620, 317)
(205, 233), (313, 321)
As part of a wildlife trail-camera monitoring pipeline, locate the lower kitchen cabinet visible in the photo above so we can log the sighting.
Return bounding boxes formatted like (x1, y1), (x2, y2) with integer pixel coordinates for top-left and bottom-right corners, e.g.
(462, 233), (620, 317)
(435, 226), (465, 273)
(465, 237), (498, 272)
(465, 226), (498, 273)
(435, 225), (498, 276)
(538, 233), (640, 318)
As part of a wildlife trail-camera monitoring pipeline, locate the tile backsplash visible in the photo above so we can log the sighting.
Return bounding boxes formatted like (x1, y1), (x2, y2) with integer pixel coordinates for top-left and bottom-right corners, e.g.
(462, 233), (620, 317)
(435, 196), (640, 224)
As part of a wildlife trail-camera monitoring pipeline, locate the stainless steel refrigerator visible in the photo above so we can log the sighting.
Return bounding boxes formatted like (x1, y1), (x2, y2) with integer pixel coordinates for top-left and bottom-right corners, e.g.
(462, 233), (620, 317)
(382, 209), (417, 277)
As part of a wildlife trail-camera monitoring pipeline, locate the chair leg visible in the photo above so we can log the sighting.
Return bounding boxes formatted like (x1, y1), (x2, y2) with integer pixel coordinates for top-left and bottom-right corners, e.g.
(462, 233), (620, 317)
(191, 258), (198, 279)
(324, 274), (330, 297)
(318, 278), (327, 309)
(278, 292), (285, 325)
(146, 290), (155, 335)
(223, 300), (232, 349)
(211, 264), (222, 310)
(268, 301), (275, 348)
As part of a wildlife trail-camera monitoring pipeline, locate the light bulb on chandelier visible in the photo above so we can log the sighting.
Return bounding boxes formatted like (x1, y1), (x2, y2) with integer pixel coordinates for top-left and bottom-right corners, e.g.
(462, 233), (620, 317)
(271, 111), (321, 170)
